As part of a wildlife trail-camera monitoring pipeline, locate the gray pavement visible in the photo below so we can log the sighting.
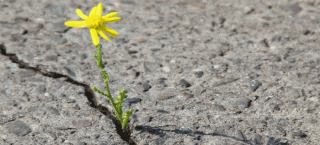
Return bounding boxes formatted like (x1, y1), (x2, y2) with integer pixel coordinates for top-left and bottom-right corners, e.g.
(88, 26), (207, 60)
(1, 0), (320, 144)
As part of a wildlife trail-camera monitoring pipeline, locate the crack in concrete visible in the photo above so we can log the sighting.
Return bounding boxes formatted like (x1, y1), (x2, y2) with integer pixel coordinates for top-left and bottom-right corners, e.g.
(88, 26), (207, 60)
(0, 43), (136, 145)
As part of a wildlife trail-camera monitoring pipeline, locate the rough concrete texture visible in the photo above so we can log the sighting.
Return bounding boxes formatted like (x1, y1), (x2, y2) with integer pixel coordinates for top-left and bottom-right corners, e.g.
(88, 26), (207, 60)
(0, 0), (320, 144)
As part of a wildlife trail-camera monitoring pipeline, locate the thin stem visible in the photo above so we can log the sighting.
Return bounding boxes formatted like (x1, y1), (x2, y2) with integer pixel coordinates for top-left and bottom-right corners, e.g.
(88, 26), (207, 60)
(93, 44), (132, 132)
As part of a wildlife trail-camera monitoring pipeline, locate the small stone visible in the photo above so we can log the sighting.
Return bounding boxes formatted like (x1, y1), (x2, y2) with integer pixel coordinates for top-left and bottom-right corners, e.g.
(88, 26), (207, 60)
(46, 106), (60, 115)
(274, 57), (281, 62)
(286, 58), (295, 63)
(14, 17), (28, 22)
(304, 30), (311, 35)
(3, 120), (32, 136)
(308, 118), (318, 124)
(210, 53), (217, 59)
(249, 80), (262, 92)
(258, 87), (267, 92)
(156, 89), (177, 100)
(270, 46), (276, 50)
(44, 55), (57, 61)
(214, 78), (239, 87)
(64, 66), (76, 76)
(127, 50), (138, 54)
(93, 134), (100, 139)
(212, 104), (226, 111)
(290, 3), (302, 16)
(183, 92), (194, 99)
(194, 71), (203, 78)
(217, 49), (224, 56)
(271, 35), (281, 42)
(156, 78), (167, 87)
(307, 108), (315, 113)
(46, 35), (67, 44)
(72, 119), (92, 128)
(251, 95), (259, 100)
(156, 78), (168, 87)
(260, 39), (269, 48)
(125, 98), (142, 107)
(310, 80), (320, 84)
(231, 98), (251, 110)
(253, 65), (261, 70)
(235, 129), (245, 140)
(285, 88), (300, 99)
(229, 59), (242, 65)
(291, 131), (307, 138)
(53, 21), (69, 33)
(208, 68), (221, 75)
(80, 54), (88, 60)
(253, 134), (263, 144)
(273, 104), (280, 111)
(163, 66), (170, 72)
(276, 126), (286, 136)
(304, 58), (314, 63)
(20, 22), (43, 32)
(142, 83), (152, 92)
(192, 61), (198, 65)
(179, 79), (191, 87)
(120, 0), (135, 5)
(266, 137), (288, 145)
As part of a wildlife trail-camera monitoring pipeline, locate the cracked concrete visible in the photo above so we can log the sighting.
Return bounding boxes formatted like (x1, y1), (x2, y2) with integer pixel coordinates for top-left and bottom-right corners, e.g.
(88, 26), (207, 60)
(1, 0), (320, 144)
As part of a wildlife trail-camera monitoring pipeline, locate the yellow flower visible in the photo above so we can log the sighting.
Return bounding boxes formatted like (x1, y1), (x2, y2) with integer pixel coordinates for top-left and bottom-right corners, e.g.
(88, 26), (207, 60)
(65, 3), (121, 46)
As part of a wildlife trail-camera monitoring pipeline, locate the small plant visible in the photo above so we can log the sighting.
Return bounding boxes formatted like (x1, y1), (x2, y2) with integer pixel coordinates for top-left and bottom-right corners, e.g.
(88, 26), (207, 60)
(65, 3), (132, 132)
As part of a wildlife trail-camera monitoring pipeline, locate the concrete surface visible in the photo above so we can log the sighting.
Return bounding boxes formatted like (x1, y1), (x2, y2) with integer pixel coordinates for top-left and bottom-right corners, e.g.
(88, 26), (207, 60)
(0, 0), (320, 144)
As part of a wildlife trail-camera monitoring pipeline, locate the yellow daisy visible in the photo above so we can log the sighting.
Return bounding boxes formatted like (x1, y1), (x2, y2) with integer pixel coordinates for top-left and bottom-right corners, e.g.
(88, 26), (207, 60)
(65, 3), (121, 46)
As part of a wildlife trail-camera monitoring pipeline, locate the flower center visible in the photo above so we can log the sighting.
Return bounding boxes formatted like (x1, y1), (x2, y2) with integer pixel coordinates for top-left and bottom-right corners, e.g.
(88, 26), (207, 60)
(85, 15), (104, 29)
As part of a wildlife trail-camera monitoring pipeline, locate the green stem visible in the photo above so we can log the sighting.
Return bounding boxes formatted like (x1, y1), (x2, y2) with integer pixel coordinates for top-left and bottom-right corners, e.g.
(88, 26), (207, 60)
(93, 44), (132, 132)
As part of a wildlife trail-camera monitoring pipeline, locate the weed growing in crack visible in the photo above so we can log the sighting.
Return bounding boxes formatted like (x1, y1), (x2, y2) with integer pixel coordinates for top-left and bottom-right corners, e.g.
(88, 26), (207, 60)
(65, 3), (132, 132)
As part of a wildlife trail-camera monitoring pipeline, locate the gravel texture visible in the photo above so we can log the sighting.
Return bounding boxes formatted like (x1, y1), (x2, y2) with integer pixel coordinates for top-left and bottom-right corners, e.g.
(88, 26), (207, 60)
(0, 0), (320, 144)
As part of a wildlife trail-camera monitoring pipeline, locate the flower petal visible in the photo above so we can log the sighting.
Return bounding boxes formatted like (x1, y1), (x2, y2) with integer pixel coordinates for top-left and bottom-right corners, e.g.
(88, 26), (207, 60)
(96, 3), (103, 16)
(76, 9), (88, 19)
(89, 7), (97, 16)
(98, 30), (111, 42)
(102, 17), (121, 23)
(102, 12), (118, 19)
(102, 25), (119, 37)
(90, 28), (100, 46)
(65, 21), (87, 27)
